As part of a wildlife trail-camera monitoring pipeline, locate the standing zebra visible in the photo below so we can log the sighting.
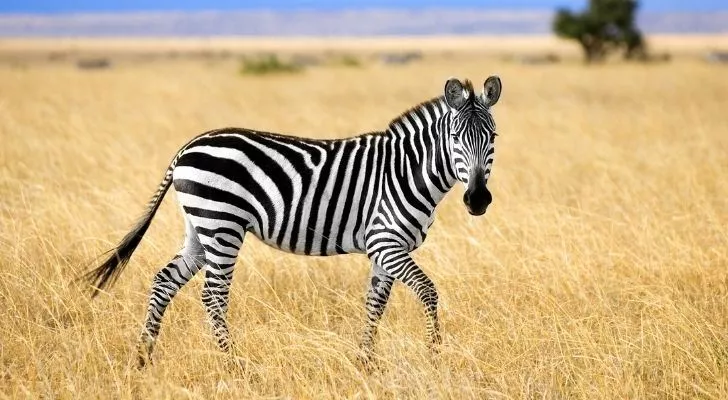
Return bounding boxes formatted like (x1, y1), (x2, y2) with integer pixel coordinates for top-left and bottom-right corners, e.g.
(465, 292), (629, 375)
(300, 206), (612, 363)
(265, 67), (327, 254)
(83, 76), (502, 367)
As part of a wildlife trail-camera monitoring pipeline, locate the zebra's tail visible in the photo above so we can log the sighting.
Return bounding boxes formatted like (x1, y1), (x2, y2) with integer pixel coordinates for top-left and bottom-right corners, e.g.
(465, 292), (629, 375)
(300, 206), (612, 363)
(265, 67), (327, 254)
(80, 153), (181, 298)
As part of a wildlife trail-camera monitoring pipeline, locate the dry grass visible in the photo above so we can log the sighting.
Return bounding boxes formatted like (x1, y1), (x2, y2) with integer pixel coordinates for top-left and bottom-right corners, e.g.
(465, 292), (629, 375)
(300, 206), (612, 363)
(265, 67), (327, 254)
(3, 34), (727, 60)
(1, 37), (727, 399)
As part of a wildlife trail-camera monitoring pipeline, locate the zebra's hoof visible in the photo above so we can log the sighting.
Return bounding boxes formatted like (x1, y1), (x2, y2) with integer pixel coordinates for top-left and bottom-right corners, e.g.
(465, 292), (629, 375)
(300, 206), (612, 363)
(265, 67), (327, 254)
(137, 354), (152, 370)
(230, 356), (248, 371)
(356, 353), (385, 375)
(136, 338), (155, 369)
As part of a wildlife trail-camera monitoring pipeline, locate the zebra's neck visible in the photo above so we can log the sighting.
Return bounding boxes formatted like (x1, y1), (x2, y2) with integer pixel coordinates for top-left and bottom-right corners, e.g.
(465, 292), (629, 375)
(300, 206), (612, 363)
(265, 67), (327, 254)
(384, 97), (458, 208)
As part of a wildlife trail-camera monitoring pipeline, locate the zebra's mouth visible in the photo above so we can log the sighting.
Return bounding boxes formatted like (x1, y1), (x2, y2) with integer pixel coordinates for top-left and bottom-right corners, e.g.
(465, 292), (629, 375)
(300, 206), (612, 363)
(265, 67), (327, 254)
(467, 206), (488, 216)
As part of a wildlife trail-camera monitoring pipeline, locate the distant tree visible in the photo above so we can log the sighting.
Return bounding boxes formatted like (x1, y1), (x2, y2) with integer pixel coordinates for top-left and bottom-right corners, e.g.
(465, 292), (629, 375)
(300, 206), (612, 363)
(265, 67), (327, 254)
(553, 0), (646, 63)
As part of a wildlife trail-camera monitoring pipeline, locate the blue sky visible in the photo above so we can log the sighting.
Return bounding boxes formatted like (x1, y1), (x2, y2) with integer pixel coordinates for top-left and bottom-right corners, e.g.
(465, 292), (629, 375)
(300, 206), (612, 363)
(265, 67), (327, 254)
(0, 0), (725, 13)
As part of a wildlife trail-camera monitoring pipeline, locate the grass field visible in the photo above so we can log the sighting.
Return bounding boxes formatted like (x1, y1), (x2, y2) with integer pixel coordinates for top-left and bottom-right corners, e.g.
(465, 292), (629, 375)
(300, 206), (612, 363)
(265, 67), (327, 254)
(1, 36), (728, 399)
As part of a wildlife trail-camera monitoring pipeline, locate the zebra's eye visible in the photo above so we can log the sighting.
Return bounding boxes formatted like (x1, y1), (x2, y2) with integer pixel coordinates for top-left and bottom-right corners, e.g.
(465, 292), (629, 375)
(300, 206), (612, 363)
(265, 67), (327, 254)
(451, 135), (461, 145)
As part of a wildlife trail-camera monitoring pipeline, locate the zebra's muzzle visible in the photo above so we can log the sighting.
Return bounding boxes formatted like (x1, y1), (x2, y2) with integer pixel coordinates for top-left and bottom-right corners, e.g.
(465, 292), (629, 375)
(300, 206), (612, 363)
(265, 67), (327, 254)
(463, 184), (492, 216)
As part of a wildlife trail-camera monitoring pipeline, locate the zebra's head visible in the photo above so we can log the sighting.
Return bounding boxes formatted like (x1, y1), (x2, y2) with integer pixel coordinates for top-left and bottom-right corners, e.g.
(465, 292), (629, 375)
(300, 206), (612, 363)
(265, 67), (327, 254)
(443, 76), (502, 216)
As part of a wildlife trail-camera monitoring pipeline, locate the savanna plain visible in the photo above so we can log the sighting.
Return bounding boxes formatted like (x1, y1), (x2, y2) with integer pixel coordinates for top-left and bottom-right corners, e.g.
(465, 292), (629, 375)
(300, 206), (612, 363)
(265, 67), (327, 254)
(1, 36), (728, 399)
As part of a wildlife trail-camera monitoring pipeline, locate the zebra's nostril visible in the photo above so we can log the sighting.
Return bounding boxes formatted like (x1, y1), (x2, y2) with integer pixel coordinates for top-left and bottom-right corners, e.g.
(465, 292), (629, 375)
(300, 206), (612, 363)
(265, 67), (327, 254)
(463, 191), (472, 207)
(484, 189), (493, 206)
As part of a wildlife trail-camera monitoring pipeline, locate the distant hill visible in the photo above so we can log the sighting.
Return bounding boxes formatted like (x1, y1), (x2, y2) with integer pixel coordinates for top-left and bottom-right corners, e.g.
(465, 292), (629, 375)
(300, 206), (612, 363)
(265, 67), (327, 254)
(0, 9), (726, 36)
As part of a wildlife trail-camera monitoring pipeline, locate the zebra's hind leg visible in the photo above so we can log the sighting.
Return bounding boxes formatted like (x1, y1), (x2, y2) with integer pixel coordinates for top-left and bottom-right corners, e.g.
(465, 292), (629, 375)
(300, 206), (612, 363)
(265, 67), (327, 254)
(138, 218), (205, 368)
(359, 261), (395, 367)
(198, 232), (243, 357)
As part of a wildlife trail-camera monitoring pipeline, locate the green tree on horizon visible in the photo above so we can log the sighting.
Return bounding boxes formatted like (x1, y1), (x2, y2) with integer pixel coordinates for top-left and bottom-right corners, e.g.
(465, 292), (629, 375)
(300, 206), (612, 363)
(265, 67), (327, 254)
(553, 0), (646, 63)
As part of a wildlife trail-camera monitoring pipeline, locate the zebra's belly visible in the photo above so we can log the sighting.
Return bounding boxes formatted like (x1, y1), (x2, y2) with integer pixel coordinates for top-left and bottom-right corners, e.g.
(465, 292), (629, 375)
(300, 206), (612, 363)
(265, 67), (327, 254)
(251, 225), (365, 256)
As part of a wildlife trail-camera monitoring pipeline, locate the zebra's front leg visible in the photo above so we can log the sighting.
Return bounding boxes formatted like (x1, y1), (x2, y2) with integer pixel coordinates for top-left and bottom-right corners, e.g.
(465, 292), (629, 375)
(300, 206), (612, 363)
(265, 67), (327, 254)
(373, 248), (442, 350)
(359, 261), (395, 365)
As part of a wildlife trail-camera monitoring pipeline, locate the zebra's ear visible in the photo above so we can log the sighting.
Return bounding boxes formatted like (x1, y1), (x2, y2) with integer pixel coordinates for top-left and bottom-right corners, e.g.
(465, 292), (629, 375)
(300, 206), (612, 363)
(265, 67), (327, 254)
(444, 78), (469, 110)
(481, 76), (502, 107)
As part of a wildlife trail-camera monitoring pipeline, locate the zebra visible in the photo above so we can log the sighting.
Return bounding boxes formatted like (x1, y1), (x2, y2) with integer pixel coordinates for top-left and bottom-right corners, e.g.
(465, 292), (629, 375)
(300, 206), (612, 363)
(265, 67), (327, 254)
(82, 76), (502, 367)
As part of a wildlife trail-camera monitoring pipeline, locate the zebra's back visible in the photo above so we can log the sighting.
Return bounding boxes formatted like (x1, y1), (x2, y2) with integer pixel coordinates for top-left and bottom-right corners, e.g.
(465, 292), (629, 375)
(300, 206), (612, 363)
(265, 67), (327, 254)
(172, 128), (387, 256)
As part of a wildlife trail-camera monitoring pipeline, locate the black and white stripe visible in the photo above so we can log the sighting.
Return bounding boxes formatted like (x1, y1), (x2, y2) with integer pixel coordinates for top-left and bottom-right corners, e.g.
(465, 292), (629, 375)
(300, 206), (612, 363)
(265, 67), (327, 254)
(82, 76), (503, 367)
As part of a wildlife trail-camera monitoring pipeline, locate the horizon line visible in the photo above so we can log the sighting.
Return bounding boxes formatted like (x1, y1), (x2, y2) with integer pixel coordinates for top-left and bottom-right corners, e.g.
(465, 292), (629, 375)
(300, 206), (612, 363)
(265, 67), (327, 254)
(3, 7), (728, 16)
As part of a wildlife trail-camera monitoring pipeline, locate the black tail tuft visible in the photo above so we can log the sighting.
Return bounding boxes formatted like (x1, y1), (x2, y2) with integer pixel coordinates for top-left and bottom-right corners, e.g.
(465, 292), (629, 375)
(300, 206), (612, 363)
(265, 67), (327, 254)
(80, 211), (156, 298)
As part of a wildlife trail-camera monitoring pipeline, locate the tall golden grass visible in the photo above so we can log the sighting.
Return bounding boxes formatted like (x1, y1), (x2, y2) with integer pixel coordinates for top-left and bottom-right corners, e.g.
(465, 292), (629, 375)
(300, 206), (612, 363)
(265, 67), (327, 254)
(1, 38), (727, 399)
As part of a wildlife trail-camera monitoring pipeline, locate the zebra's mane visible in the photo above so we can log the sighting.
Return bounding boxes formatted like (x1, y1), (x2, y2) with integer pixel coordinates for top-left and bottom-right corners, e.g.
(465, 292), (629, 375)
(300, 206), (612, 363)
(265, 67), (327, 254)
(385, 79), (476, 132)
(386, 96), (442, 132)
